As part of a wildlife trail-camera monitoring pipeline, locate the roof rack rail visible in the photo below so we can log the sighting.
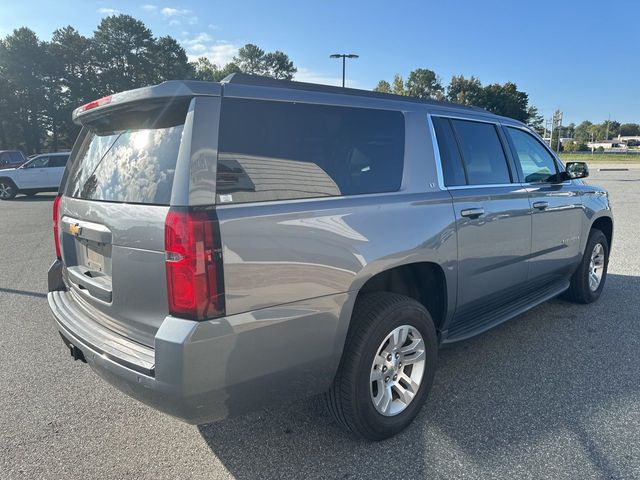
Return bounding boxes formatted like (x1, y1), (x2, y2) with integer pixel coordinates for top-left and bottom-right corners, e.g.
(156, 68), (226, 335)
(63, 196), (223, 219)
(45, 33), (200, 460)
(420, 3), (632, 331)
(220, 73), (489, 113)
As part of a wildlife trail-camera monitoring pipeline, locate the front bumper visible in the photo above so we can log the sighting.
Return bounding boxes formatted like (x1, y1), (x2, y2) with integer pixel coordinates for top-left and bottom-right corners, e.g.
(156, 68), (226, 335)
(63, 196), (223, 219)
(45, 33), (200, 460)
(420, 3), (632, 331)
(47, 262), (354, 424)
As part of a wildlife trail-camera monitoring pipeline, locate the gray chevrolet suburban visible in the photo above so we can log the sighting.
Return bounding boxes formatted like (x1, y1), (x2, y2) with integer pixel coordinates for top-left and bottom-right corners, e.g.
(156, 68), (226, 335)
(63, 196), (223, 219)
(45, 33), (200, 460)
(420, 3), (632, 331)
(48, 74), (613, 440)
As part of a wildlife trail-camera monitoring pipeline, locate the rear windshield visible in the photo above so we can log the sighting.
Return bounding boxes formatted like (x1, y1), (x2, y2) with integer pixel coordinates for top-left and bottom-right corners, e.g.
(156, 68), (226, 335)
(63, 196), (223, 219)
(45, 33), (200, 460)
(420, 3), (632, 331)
(65, 101), (187, 205)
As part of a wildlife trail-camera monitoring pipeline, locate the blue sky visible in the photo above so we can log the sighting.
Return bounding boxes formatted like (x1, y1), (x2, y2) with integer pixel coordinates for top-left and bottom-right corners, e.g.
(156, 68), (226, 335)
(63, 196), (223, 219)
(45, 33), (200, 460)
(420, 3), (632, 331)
(1, 0), (638, 124)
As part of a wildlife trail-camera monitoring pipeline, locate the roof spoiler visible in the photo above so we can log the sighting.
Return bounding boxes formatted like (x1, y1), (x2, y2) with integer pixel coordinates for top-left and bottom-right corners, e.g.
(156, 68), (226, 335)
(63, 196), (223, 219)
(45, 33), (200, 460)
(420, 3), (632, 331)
(72, 80), (221, 125)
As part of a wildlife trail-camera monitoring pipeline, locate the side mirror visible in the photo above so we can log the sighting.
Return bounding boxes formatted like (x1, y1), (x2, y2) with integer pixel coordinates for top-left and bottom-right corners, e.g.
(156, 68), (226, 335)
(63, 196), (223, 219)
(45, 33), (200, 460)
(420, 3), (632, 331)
(565, 161), (589, 179)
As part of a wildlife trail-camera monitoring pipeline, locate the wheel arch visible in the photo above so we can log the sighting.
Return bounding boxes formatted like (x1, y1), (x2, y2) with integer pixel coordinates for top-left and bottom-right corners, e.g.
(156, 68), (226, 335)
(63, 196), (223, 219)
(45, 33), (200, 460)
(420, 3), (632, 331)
(591, 216), (613, 249)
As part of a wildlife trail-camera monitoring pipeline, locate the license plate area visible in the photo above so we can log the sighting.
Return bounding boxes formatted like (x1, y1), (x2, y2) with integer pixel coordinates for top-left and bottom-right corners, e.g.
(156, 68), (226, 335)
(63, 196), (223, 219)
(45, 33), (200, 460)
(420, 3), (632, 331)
(74, 237), (112, 276)
(86, 244), (105, 272)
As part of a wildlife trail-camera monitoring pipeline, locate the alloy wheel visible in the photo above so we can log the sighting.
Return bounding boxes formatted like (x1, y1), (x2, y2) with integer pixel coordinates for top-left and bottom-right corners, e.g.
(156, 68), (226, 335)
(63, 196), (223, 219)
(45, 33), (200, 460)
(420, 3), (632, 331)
(0, 182), (13, 199)
(589, 242), (605, 291)
(369, 324), (426, 416)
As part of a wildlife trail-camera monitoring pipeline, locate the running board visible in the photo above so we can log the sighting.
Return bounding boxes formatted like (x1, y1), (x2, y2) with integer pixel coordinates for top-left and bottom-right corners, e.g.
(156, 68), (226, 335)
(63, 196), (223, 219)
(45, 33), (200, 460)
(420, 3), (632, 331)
(442, 279), (569, 343)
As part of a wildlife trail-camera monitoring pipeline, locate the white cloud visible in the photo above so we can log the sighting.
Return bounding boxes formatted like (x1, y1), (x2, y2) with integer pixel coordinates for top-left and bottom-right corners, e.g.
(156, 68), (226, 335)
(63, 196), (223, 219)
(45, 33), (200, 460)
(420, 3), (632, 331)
(98, 7), (120, 15)
(141, 4), (157, 11)
(160, 7), (197, 25)
(180, 33), (239, 65)
(161, 7), (190, 16)
(295, 67), (358, 88)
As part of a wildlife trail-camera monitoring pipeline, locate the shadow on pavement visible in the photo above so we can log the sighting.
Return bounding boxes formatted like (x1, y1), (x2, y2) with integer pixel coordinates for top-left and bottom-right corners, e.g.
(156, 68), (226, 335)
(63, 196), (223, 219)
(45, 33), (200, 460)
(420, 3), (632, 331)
(0, 287), (47, 299)
(9, 193), (57, 202)
(198, 273), (638, 479)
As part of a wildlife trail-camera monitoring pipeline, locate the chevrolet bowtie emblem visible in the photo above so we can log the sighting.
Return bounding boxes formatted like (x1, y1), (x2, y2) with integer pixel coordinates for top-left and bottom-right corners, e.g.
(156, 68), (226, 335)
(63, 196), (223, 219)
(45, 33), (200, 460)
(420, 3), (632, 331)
(69, 223), (82, 236)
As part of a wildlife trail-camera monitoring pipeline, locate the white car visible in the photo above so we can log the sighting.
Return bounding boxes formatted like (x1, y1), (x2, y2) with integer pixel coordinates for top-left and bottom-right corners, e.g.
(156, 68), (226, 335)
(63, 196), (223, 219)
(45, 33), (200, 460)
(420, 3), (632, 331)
(0, 152), (69, 200)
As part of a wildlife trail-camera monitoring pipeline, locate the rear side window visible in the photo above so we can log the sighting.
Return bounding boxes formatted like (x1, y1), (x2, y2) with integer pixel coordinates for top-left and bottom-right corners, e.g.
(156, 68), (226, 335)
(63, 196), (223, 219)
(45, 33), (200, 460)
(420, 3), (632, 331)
(432, 117), (466, 186)
(216, 98), (405, 204)
(450, 119), (511, 185)
(65, 102), (188, 205)
(50, 155), (69, 168)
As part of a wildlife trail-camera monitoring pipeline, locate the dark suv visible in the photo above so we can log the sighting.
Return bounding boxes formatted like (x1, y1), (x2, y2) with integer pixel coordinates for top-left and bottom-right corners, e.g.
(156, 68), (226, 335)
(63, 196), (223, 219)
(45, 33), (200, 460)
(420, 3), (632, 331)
(48, 74), (613, 440)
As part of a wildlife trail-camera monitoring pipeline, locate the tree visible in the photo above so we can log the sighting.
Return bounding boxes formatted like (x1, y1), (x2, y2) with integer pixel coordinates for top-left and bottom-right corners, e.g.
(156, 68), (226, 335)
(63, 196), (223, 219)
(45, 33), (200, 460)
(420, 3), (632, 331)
(151, 36), (193, 82)
(446, 75), (483, 105)
(0, 27), (48, 153)
(373, 80), (391, 94)
(526, 106), (544, 135)
(0, 74), (22, 149)
(263, 51), (296, 80)
(233, 44), (296, 79)
(46, 26), (97, 149)
(405, 68), (444, 100)
(234, 43), (265, 75)
(574, 121), (593, 143)
(392, 74), (405, 95)
(93, 15), (156, 94)
(481, 82), (529, 122)
(563, 141), (579, 153)
(191, 57), (241, 82)
(620, 123), (640, 136)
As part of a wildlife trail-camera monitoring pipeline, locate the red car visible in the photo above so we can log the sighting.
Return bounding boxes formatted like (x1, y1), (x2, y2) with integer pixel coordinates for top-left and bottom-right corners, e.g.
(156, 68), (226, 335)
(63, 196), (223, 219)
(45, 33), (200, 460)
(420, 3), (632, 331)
(0, 150), (27, 170)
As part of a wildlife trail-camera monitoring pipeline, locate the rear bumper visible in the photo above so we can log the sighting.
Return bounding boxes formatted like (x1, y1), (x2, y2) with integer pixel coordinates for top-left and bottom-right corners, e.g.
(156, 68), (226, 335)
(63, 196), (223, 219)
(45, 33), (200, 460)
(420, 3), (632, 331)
(48, 264), (355, 424)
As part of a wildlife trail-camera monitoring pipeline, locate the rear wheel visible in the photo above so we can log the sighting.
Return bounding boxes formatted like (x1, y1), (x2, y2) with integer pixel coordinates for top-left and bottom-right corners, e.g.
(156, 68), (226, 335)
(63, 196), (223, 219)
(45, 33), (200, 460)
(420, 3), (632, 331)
(325, 293), (438, 440)
(565, 228), (609, 303)
(0, 180), (16, 200)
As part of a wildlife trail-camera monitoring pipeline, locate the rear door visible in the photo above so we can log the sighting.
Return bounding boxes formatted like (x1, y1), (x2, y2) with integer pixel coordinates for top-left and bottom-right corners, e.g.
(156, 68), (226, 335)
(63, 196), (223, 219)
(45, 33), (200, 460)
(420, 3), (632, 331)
(47, 154), (69, 188)
(431, 116), (532, 337)
(503, 126), (583, 280)
(59, 99), (191, 347)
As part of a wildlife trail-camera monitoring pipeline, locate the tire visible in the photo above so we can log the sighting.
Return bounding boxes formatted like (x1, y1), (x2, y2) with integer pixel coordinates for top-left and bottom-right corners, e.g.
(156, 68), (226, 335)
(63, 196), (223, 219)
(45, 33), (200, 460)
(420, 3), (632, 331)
(0, 179), (17, 200)
(325, 293), (438, 440)
(564, 228), (609, 304)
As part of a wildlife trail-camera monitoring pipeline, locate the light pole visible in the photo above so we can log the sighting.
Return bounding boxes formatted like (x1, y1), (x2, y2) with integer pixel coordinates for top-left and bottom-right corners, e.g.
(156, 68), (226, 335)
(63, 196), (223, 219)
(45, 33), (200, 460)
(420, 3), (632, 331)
(330, 53), (359, 87)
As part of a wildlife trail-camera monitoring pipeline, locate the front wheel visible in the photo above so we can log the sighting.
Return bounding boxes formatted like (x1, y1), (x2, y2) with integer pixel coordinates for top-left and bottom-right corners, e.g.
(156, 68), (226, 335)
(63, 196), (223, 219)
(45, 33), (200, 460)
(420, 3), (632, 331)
(565, 228), (609, 303)
(0, 180), (16, 200)
(325, 293), (438, 440)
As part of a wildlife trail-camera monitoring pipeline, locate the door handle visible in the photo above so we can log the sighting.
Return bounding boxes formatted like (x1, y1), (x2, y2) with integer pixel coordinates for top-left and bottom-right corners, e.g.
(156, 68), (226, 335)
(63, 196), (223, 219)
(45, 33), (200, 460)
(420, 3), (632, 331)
(533, 201), (549, 210)
(460, 207), (485, 218)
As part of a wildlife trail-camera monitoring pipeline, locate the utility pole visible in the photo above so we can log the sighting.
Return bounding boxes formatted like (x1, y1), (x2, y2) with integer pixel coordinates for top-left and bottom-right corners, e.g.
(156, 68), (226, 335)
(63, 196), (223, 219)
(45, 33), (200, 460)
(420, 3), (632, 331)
(544, 118), (554, 147)
(555, 110), (563, 153)
(329, 53), (359, 87)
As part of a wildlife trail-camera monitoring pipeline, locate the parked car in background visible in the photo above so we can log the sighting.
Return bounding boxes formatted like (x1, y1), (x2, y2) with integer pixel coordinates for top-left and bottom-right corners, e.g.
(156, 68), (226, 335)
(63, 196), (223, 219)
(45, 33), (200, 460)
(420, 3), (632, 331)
(48, 75), (612, 441)
(0, 150), (27, 170)
(0, 152), (70, 199)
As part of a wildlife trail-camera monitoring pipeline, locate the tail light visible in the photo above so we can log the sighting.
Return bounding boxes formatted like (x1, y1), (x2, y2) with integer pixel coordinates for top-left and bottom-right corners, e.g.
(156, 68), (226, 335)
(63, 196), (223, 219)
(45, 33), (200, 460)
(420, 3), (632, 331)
(53, 195), (62, 259)
(164, 207), (225, 320)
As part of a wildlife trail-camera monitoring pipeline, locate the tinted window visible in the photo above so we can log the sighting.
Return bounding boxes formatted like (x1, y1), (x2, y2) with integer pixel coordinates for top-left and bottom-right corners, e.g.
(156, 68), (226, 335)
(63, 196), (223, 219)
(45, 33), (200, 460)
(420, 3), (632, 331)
(507, 127), (558, 183)
(50, 155), (69, 168)
(432, 117), (466, 186)
(451, 120), (511, 185)
(217, 98), (405, 204)
(0, 153), (10, 164)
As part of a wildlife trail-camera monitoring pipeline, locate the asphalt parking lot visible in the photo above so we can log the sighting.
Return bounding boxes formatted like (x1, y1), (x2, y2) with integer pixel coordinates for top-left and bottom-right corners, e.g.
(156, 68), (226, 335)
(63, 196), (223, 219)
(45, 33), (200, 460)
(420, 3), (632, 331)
(1, 167), (639, 480)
